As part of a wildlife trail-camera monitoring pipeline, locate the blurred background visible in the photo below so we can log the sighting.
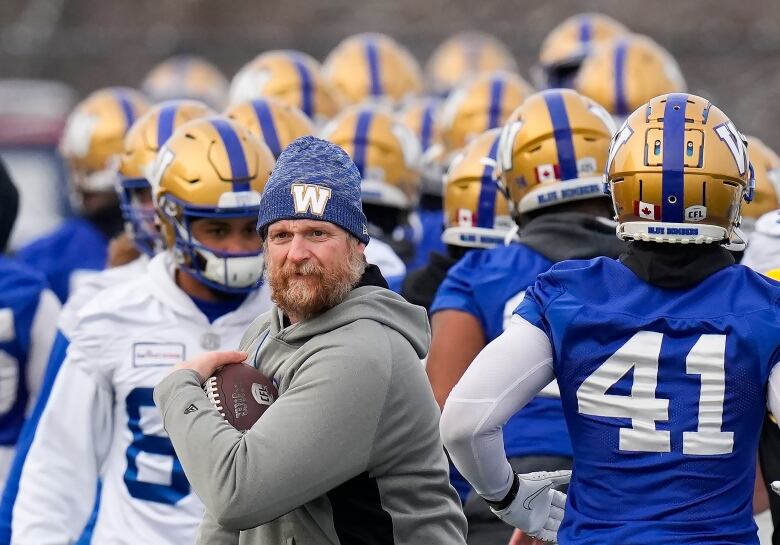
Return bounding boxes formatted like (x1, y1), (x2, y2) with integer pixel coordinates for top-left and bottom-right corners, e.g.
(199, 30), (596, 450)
(0, 0), (779, 249)
(2, 0), (779, 139)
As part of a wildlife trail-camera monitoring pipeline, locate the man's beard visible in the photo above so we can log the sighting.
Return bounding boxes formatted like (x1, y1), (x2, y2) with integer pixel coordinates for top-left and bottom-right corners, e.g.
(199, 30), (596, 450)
(265, 244), (366, 321)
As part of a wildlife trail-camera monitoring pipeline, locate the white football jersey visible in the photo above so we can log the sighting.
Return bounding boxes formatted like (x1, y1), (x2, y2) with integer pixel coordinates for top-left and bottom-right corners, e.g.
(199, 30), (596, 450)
(364, 238), (406, 280)
(60, 255), (150, 339)
(12, 253), (271, 545)
(742, 209), (780, 273)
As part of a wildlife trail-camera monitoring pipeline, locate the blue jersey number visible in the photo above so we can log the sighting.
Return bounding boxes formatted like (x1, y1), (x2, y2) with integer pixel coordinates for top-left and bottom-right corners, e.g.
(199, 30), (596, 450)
(124, 387), (190, 504)
(577, 331), (733, 455)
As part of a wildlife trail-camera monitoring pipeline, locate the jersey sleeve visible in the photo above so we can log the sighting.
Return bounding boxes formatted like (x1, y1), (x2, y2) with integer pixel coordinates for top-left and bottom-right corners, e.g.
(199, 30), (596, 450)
(430, 251), (483, 322)
(513, 268), (565, 335)
(440, 315), (556, 500)
(11, 321), (113, 544)
(24, 289), (60, 414)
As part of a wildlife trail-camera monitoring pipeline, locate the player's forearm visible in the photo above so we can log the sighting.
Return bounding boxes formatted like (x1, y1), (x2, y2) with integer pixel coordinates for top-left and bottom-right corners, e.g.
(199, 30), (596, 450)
(428, 310), (487, 409)
(441, 317), (555, 499)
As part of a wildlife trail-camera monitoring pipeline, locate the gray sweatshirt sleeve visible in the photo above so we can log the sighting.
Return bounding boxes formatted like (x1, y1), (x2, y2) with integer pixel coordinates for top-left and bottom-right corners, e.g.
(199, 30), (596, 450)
(154, 334), (392, 530)
(197, 509), (239, 545)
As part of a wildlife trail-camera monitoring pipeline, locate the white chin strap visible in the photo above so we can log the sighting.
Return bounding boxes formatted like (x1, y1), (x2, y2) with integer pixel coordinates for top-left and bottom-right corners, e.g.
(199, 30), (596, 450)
(723, 227), (747, 252)
(197, 246), (265, 289)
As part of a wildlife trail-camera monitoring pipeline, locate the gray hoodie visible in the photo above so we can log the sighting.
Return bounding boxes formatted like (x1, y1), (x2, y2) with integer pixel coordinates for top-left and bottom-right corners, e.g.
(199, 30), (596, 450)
(154, 285), (467, 545)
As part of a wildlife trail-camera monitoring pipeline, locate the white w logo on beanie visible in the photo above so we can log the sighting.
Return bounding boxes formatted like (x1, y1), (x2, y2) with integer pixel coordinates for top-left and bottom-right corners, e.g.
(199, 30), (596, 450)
(291, 183), (332, 216)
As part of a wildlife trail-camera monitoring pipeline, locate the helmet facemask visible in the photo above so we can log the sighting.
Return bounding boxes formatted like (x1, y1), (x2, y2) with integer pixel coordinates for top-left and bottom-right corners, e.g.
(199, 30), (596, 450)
(159, 193), (265, 294)
(118, 176), (164, 257)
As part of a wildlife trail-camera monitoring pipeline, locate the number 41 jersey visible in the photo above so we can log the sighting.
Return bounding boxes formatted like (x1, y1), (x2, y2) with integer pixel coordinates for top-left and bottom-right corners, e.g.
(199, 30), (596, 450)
(515, 256), (780, 545)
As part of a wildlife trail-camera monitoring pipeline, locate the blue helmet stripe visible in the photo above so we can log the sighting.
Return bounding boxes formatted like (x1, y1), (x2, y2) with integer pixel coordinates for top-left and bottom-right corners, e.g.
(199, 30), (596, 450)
(292, 55), (314, 118)
(476, 136), (501, 228)
(543, 91), (578, 181)
(661, 93), (688, 223)
(614, 40), (629, 116)
(420, 104), (434, 151)
(210, 118), (250, 192)
(487, 77), (505, 129)
(365, 38), (383, 97)
(353, 110), (373, 176)
(115, 89), (137, 129)
(157, 104), (178, 149)
(251, 99), (282, 157)
(579, 15), (592, 43)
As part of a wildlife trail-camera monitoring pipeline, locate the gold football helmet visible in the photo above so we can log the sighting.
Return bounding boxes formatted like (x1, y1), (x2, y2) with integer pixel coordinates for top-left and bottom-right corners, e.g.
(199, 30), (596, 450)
(323, 33), (423, 106)
(224, 97), (314, 158)
(606, 93), (753, 244)
(537, 13), (629, 89)
(575, 34), (686, 118)
(118, 99), (215, 256)
(425, 31), (517, 96)
(497, 89), (614, 215)
(766, 269), (780, 281)
(229, 50), (340, 123)
(443, 128), (514, 248)
(397, 97), (446, 196)
(60, 87), (149, 193)
(441, 70), (534, 156)
(321, 104), (422, 210)
(141, 55), (229, 110)
(151, 116), (275, 292)
(741, 136), (780, 225)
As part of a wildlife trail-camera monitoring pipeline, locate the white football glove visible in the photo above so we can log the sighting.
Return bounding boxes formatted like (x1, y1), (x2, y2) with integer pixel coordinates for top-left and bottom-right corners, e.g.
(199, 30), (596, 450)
(772, 481), (780, 496)
(489, 470), (571, 543)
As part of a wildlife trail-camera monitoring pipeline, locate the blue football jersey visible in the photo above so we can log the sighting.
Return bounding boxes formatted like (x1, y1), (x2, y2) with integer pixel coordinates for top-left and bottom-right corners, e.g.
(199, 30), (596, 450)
(516, 257), (780, 545)
(0, 328), (95, 545)
(0, 258), (49, 447)
(407, 208), (445, 272)
(16, 218), (108, 303)
(432, 243), (572, 460)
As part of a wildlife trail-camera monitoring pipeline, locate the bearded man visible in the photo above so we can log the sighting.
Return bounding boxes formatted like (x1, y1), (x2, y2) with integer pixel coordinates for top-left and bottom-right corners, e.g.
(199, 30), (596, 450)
(153, 136), (467, 545)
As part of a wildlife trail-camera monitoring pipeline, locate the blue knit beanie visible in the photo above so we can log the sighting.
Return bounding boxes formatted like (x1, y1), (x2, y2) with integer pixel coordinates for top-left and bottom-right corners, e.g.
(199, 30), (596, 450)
(256, 136), (369, 244)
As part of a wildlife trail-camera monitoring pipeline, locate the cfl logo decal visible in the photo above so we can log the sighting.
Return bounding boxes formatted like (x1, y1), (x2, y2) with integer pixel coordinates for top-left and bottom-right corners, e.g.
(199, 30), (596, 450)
(714, 122), (748, 176)
(291, 183), (332, 216)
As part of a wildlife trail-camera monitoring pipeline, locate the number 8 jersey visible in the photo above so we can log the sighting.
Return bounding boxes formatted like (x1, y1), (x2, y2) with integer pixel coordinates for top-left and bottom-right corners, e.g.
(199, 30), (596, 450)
(11, 253), (271, 545)
(515, 256), (780, 545)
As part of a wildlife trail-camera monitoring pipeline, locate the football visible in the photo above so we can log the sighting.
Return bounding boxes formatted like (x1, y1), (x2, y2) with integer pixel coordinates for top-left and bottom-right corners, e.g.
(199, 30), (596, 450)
(204, 363), (278, 432)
